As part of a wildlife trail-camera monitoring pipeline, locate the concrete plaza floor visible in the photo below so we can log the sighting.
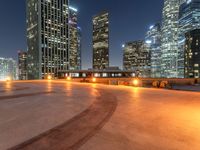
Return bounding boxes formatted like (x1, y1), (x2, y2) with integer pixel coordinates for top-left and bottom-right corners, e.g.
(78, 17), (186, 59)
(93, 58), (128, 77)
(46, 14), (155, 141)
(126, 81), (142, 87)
(0, 80), (200, 150)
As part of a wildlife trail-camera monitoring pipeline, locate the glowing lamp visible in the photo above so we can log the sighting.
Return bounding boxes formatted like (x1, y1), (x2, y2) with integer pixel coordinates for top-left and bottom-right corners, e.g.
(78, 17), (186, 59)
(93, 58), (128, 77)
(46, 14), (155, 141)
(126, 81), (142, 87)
(92, 77), (96, 82)
(6, 77), (11, 81)
(67, 77), (71, 81)
(133, 79), (139, 86)
(47, 75), (52, 80)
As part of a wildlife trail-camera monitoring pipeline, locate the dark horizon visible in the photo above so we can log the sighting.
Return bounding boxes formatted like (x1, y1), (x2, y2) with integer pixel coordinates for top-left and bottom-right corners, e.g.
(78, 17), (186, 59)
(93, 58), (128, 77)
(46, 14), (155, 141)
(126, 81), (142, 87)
(0, 0), (163, 69)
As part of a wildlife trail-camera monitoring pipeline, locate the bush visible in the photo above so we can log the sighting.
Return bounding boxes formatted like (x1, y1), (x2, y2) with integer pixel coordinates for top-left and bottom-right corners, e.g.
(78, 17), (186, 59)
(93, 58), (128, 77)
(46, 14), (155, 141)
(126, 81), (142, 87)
(152, 81), (160, 88)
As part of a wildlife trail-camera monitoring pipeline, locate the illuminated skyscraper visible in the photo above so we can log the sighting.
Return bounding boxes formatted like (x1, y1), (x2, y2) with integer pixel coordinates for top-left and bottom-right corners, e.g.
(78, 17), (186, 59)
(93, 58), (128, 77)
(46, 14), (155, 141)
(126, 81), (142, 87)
(0, 58), (17, 81)
(27, 0), (69, 79)
(146, 23), (162, 78)
(184, 29), (200, 78)
(161, 0), (180, 78)
(69, 6), (81, 70)
(18, 51), (28, 80)
(123, 41), (151, 77)
(77, 27), (82, 70)
(93, 12), (109, 70)
(178, 0), (200, 78)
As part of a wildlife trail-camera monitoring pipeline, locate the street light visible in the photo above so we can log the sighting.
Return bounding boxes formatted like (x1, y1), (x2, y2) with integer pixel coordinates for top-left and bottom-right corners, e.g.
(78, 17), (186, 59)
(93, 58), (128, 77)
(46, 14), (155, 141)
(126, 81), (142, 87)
(133, 79), (139, 86)
(6, 77), (11, 82)
(47, 75), (52, 80)
(67, 76), (71, 81)
(92, 77), (96, 82)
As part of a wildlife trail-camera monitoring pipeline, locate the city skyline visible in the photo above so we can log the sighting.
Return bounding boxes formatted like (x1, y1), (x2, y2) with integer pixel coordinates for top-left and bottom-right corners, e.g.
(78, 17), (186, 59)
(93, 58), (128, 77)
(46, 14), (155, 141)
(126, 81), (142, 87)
(0, 0), (163, 69)
(1, 1), (200, 149)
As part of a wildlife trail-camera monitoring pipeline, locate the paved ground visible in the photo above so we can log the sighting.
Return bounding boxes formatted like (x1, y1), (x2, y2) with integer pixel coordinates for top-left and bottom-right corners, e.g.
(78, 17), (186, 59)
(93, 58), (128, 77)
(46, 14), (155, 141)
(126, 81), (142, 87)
(0, 81), (200, 150)
(172, 85), (200, 92)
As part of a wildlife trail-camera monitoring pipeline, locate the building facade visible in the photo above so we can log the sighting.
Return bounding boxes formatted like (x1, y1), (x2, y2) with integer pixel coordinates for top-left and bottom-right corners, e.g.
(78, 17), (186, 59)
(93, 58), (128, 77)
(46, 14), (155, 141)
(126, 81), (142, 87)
(93, 12), (109, 70)
(146, 23), (162, 78)
(18, 51), (28, 80)
(26, 0), (69, 79)
(161, 0), (180, 78)
(178, 0), (200, 78)
(0, 58), (17, 81)
(77, 27), (82, 70)
(69, 6), (81, 70)
(184, 29), (200, 78)
(123, 41), (151, 78)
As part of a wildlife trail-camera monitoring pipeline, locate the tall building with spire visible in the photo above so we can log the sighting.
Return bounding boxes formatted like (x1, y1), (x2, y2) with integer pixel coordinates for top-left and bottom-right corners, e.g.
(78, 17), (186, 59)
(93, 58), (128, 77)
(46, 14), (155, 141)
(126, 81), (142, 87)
(161, 0), (180, 78)
(26, 0), (69, 79)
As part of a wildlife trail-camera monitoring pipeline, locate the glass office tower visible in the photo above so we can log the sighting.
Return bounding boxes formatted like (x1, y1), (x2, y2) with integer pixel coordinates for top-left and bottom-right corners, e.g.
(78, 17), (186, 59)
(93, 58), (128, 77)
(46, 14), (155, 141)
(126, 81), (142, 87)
(146, 23), (162, 78)
(161, 0), (180, 78)
(184, 29), (200, 78)
(69, 6), (81, 70)
(18, 51), (28, 80)
(0, 58), (17, 81)
(178, 0), (200, 78)
(123, 41), (151, 78)
(27, 0), (69, 79)
(93, 12), (109, 70)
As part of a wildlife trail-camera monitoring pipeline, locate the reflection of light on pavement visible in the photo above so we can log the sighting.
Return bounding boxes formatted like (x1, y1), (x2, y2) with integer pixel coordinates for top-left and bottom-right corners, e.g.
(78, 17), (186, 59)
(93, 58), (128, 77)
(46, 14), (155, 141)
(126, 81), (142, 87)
(132, 87), (140, 99)
(5, 81), (12, 92)
(47, 80), (52, 92)
(91, 84), (98, 97)
(92, 84), (97, 88)
(65, 82), (72, 97)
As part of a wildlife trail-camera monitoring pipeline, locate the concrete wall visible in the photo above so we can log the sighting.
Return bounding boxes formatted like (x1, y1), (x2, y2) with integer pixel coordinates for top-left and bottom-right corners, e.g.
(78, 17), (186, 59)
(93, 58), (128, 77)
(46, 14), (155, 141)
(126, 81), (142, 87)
(64, 77), (199, 86)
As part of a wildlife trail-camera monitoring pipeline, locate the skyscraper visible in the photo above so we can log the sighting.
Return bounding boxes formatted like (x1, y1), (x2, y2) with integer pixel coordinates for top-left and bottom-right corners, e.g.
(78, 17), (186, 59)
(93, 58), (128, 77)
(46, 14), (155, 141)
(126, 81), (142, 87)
(27, 0), (69, 79)
(93, 12), (109, 70)
(123, 41), (151, 78)
(161, 0), (180, 78)
(18, 51), (28, 80)
(0, 58), (17, 81)
(184, 29), (200, 78)
(77, 27), (82, 70)
(178, 0), (200, 78)
(69, 6), (81, 70)
(146, 23), (162, 78)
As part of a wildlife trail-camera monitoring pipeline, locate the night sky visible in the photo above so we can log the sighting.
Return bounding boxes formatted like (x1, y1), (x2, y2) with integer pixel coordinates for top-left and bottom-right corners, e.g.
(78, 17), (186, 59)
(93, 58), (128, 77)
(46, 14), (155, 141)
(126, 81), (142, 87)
(0, 0), (163, 69)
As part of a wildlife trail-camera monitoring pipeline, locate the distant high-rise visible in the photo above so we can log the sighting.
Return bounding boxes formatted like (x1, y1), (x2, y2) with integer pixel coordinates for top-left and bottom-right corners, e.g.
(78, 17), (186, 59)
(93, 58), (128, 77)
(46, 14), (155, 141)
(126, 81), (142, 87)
(184, 29), (200, 78)
(93, 12), (109, 70)
(69, 6), (81, 70)
(123, 41), (151, 78)
(18, 51), (28, 80)
(178, 0), (200, 78)
(146, 23), (162, 78)
(26, 0), (69, 79)
(161, 0), (180, 78)
(77, 27), (82, 70)
(0, 58), (17, 80)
